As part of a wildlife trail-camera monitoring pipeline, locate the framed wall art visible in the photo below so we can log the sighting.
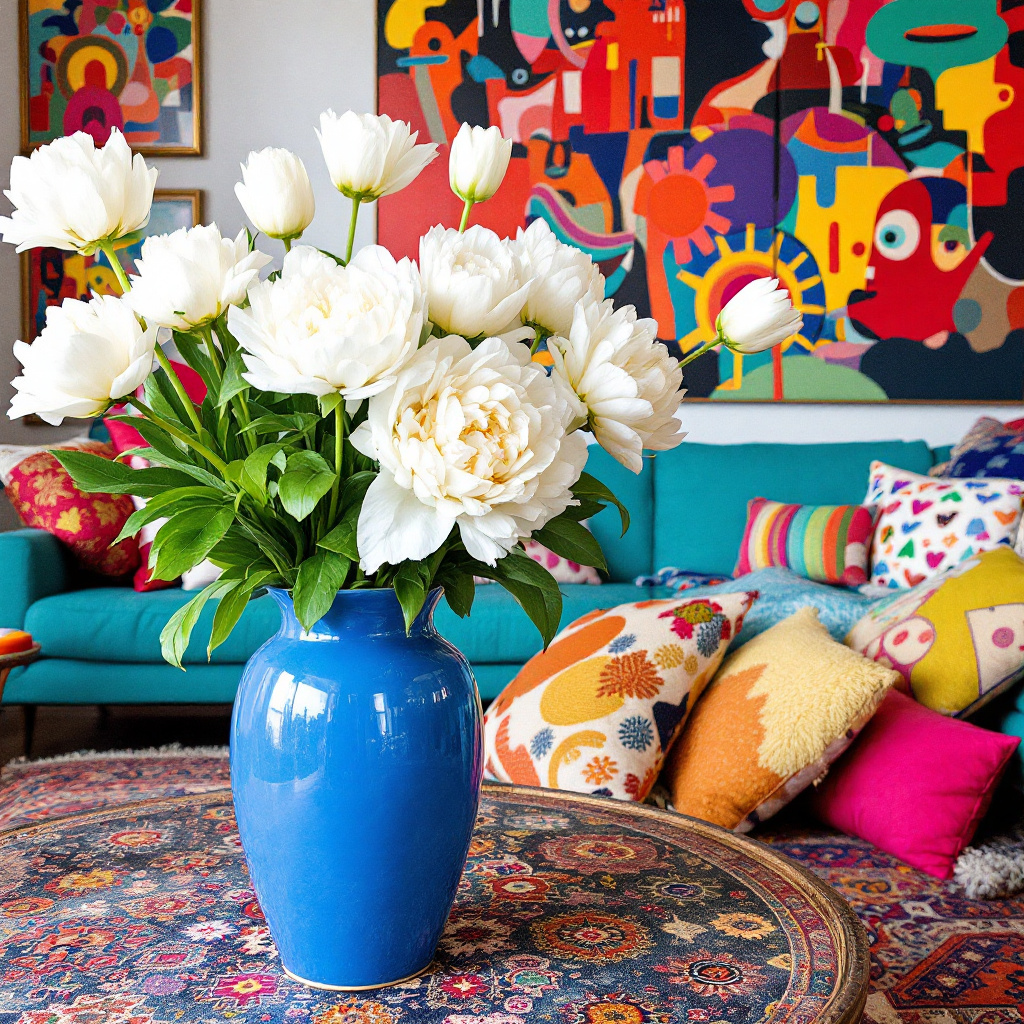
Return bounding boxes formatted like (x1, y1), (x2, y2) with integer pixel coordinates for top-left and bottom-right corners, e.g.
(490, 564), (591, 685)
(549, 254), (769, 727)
(377, 0), (1024, 403)
(19, 0), (202, 156)
(20, 188), (202, 346)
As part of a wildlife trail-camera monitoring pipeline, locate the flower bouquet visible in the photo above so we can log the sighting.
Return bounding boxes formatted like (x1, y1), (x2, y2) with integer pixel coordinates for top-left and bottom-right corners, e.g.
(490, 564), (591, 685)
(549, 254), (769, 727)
(1, 115), (799, 660)
(1, 112), (800, 989)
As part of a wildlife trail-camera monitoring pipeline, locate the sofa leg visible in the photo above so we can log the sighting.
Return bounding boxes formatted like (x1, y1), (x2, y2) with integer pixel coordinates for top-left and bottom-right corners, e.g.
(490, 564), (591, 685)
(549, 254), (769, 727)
(23, 705), (36, 758)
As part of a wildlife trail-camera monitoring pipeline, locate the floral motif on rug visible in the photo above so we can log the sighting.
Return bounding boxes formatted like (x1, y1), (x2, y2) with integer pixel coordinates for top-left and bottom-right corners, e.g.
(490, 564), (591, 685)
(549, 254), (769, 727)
(760, 821), (1024, 1022)
(0, 782), (856, 1022)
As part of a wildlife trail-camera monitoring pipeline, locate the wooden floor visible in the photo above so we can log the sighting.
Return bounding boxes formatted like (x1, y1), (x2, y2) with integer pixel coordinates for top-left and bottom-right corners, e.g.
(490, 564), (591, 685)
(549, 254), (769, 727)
(0, 704), (232, 765)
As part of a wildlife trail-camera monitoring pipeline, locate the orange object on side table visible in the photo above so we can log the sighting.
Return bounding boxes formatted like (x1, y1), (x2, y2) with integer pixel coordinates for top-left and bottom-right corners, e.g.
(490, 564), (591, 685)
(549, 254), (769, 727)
(0, 630), (34, 655)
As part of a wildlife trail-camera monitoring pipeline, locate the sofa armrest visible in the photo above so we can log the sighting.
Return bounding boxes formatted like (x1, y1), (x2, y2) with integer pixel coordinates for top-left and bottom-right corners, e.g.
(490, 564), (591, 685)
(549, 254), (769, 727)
(0, 528), (70, 629)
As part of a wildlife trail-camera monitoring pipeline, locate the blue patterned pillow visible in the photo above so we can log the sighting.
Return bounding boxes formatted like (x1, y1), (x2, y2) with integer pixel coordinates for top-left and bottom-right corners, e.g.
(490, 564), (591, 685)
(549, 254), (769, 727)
(675, 567), (878, 647)
(947, 417), (1024, 480)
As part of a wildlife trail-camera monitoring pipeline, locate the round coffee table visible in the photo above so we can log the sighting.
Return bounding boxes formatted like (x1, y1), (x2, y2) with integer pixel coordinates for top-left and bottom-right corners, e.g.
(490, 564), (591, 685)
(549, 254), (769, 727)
(0, 642), (40, 701)
(0, 782), (868, 1021)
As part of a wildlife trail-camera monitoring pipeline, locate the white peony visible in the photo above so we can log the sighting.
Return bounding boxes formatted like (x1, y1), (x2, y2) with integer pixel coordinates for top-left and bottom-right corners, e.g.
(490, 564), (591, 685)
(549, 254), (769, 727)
(515, 219), (605, 337)
(353, 334), (588, 572)
(449, 123), (513, 204)
(0, 129), (157, 254)
(235, 147), (315, 241)
(8, 293), (157, 424)
(317, 110), (437, 200)
(127, 224), (272, 332)
(717, 277), (803, 354)
(549, 300), (684, 474)
(419, 224), (530, 338)
(228, 244), (425, 399)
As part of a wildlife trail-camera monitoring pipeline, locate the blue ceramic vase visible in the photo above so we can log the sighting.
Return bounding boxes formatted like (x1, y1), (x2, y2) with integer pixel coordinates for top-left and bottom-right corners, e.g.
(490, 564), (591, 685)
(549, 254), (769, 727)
(230, 587), (483, 990)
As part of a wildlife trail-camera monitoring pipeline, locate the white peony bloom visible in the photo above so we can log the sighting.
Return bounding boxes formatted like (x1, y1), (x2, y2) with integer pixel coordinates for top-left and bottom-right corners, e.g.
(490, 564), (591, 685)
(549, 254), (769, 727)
(316, 110), (437, 200)
(353, 334), (588, 572)
(515, 218), (605, 337)
(549, 300), (685, 474)
(228, 244), (425, 399)
(0, 129), (157, 254)
(449, 123), (513, 204)
(8, 293), (157, 424)
(419, 224), (530, 338)
(717, 277), (803, 354)
(127, 224), (272, 332)
(235, 147), (315, 241)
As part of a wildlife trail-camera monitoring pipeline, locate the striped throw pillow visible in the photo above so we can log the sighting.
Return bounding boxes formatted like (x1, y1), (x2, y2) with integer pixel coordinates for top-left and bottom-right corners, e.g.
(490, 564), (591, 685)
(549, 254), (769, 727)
(735, 497), (876, 586)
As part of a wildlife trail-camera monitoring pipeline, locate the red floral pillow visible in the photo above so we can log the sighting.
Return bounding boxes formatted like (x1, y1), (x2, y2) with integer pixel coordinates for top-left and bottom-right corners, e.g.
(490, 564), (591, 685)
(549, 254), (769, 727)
(4, 442), (139, 577)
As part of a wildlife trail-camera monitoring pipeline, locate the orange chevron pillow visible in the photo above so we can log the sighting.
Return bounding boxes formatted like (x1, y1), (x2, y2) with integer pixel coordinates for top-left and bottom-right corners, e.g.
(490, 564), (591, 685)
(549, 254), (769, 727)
(483, 591), (758, 802)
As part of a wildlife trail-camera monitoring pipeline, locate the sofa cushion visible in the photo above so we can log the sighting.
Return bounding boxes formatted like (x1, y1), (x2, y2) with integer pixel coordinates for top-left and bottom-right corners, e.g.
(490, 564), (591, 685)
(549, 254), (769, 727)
(652, 440), (934, 575)
(26, 582), (658, 668)
(582, 445), (654, 581)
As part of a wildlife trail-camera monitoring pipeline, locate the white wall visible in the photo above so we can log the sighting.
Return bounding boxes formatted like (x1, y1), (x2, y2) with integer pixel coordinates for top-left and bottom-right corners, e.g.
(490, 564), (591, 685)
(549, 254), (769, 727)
(0, 0), (1019, 498)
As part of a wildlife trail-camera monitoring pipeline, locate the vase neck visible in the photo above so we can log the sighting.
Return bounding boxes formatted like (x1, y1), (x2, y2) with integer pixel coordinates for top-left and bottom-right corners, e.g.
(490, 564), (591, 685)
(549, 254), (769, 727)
(267, 587), (441, 639)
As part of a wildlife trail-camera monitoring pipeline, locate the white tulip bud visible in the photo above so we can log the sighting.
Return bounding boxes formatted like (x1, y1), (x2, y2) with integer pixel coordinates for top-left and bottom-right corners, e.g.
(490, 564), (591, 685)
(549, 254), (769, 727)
(8, 294), (157, 424)
(0, 129), (157, 255)
(716, 278), (804, 354)
(449, 123), (512, 204)
(235, 147), (315, 241)
(316, 110), (437, 201)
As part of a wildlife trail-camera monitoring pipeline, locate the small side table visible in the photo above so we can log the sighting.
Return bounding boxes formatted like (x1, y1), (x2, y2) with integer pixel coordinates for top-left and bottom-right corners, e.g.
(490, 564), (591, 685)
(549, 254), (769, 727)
(0, 643), (41, 756)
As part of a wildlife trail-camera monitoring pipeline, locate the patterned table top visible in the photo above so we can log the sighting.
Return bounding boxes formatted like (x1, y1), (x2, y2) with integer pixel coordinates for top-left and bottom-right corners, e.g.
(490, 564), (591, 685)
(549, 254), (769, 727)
(0, 755), (868, 1023)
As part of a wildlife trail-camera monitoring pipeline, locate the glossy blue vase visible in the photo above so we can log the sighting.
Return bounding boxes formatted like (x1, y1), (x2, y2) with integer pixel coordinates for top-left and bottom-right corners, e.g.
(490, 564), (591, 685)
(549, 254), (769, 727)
(230, 587), (483, 990)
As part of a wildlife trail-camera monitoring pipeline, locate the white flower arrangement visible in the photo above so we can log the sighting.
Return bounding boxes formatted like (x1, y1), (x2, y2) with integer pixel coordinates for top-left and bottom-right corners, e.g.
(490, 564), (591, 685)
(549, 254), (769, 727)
(0, 114), (798, 666)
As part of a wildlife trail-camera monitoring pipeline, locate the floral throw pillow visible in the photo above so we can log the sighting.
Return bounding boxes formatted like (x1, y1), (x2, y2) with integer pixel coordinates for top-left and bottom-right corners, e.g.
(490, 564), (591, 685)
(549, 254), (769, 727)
(523, 539), (601, 584)
(4, 443), (139, 577)
(866, 461), (1023, 589)
(483, 590), (758, 802)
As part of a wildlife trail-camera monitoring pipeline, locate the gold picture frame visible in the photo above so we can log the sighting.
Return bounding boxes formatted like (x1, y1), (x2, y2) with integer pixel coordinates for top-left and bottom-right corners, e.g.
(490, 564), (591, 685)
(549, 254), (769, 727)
(19, 0), (203, 157)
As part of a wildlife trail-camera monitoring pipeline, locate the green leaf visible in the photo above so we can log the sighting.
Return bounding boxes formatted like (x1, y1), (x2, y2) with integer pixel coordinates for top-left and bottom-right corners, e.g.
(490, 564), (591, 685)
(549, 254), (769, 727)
(470, 548), (563, 647)
(53, 450), (196, 497)
(574, 472), (630, 536)
(241, 412), (320, 440)
(113, 486), (225, 543)
(216, 351), (249, 408)
(225, 444), (288, 504)
(160, 577), (236, 669)
(437, 568), (475, 618)
(150, 506), (236, 581)
(207, 532), (265, 568)
(292, 550), (352, 631)
(317, 502), (358, 558)
(533, 515), (607, 572)
(208, 569), (278, 657)
(318, 392), (344, 416)
(393, 560), (432, 632)
(278, 450), (336, 521)
(144, 367), (190, 426)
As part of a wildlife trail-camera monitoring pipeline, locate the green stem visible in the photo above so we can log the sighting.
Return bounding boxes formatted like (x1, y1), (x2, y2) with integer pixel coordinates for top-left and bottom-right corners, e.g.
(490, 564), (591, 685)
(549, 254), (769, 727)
(458, 198), (474, 233)
(677, 335), (724, 370)
(345, 197), (360, 263)
(283, 236), (293, 254)
(201, 324), (224, 372)
(129, 397), (229, 474)
(154, 345), (205, 436)
(328, 403), (345, 524)
(98, 240), (132, 295)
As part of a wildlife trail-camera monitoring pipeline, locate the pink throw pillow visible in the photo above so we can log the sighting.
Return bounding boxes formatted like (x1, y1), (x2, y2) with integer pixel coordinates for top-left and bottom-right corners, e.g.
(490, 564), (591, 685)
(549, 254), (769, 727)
(127, 456), (177, 593)
(810, 690), (1020, 879)
(522, 539), (601, 584)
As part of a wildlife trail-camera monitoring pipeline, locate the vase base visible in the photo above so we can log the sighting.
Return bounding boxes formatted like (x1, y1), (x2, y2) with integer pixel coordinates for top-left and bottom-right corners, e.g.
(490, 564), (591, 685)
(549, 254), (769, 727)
(282, 961), (432, 992)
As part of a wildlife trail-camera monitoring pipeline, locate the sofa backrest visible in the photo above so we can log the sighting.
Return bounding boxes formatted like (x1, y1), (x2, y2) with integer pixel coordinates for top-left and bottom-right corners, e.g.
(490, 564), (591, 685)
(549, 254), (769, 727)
(585, 445), (654, 582)
(650, 440), (935, 576)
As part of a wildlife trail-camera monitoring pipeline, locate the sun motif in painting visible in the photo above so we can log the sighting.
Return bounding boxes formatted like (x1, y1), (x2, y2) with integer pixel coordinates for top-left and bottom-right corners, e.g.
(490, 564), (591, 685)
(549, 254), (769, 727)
(539, 834), (662, 874)
(532, 911), (653, 963)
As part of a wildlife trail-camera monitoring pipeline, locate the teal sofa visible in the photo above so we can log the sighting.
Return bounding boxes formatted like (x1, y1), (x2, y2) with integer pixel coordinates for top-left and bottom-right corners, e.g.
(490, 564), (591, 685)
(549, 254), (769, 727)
(1, 439), (947, 708)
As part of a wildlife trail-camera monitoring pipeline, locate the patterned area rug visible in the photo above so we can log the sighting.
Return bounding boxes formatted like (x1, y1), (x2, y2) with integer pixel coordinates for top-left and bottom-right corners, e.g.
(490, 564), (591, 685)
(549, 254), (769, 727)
(0, 752), (864, 1023)
(760, 821), (1024, 1022)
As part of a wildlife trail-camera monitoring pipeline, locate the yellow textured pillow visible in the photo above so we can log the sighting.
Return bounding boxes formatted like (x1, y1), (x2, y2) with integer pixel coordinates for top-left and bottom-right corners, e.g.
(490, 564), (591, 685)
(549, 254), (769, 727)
(847, 546), (1024, 716)
(666, 607), (899, 831)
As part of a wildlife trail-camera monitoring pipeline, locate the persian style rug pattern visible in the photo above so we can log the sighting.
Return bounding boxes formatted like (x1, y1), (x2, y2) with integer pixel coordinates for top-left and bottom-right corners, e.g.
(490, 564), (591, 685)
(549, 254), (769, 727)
(0, 752), (863, 1022)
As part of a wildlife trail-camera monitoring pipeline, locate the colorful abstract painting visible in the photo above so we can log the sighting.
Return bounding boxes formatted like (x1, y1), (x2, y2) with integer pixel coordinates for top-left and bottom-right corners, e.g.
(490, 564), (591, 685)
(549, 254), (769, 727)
(20, 0), (201, 155)
(21, 190), (200, 344)
(377, 0), (1024, 402)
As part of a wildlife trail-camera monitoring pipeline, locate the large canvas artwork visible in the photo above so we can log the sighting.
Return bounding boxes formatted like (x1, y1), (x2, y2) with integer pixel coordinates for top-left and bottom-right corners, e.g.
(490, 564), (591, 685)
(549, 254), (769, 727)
(377, 0), (1024, 402)
(21, 190), (201, 345)
(20, 0), (201, 155)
